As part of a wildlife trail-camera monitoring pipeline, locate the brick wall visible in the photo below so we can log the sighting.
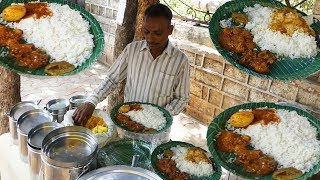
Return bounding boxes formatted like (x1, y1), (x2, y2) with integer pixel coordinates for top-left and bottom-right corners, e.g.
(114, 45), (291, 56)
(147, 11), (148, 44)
(85, 0), (119, 66)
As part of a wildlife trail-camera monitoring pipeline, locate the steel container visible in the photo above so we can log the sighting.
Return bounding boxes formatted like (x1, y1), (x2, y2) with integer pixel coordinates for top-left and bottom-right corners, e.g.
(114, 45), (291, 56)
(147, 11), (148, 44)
(45, 99), (69, 123)
(78, 165), (162, 180)
(27, 122), (62, 180)
(69, 95), (89, 110)
(41, 126), (98, 180)
(7, 101), (38, 144)
(17, 109), (53, 162)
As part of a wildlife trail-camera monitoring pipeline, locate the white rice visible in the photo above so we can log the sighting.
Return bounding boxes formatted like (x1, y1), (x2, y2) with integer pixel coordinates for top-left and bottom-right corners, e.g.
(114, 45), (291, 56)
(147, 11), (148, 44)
(124, 104), (166, 130)
(233, 109), (320, 173)
(171, 146), (214, 177)
(8, 3), (94, 67)
(243, 4), (318, 59)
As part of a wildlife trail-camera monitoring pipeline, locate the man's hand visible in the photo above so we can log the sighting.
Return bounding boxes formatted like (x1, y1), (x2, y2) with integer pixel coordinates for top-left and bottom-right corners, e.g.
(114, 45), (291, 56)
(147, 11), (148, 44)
(72, 102), (95, 126)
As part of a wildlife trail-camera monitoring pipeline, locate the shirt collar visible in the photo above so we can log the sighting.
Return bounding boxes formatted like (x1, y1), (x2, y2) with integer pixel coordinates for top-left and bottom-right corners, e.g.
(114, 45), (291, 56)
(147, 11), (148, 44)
(140, 40), (175, 57)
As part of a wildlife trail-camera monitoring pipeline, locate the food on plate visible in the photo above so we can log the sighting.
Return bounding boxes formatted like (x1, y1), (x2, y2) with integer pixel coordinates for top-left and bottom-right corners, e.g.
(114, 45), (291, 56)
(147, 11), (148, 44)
(2, 5), (27, 22)
(84, 115), (108, 134)
(217, 131), (250, 153)
(231, 12), (248, 25)
(0, 25), (48, 69)
(242, 4), (317, 59)
(230, 111), (254, 128)
(239, 50), (277, 74)
(44, 61), (76, 76)
(218, 27), (256, 54)
(217, 131), (277, 176)
(218, 27), (277, 74)
(118, 104), (130, 113)
(115, 104), (166, 133)
(1, 2), (94, 70)
(23, 2), (52, 19)
(224, 108), (320, 175)
(156, 146), (214, 179)
(270, 8), (315, 37)
(272, 167), (303, 180)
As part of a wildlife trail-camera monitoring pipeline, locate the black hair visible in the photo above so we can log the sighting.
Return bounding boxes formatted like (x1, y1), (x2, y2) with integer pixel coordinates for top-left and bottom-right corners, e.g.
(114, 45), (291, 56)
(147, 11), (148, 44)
(144, 3), (172, 23)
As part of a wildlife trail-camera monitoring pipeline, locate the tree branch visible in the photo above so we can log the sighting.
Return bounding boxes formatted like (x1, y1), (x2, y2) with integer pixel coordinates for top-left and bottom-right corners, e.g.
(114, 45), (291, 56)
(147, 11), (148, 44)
(285, 0), (291, 7)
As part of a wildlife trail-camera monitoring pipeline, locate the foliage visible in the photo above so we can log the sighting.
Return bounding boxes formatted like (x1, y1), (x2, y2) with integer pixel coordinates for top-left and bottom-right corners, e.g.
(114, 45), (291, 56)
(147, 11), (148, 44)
(161, 0), (316, 24)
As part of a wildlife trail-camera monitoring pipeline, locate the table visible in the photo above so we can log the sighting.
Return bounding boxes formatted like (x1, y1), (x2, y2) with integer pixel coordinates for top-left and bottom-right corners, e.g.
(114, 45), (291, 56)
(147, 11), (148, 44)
(0, 133), (31, 180)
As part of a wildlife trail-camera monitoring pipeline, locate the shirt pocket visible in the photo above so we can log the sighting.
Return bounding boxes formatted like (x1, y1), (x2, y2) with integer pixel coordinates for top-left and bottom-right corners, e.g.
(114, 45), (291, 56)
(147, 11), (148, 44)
(157, 72), (175, 97)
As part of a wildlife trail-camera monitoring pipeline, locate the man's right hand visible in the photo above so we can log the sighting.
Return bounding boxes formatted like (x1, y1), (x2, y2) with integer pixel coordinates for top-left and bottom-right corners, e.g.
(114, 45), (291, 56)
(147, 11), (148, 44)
(72, 102), (95, 126)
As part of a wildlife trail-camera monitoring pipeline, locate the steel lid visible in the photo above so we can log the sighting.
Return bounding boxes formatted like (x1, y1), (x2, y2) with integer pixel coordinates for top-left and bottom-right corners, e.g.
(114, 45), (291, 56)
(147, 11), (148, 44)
(27, 122), (63, 150)
(46, 99), (70, 113)
(9, 101), (38, 121)
(17, 109), (53, 136)
(41, 126), (98, 168)
(78, 165), (162, 180)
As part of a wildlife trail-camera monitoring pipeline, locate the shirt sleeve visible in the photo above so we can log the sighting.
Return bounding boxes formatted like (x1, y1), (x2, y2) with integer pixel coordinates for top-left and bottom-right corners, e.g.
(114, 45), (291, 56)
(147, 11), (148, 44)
(165, 58), (190, 116)
(85, 45), (129, 106)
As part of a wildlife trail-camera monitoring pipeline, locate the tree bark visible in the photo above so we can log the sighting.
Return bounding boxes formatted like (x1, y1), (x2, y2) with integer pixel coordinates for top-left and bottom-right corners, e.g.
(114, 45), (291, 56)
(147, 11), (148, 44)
(105, 0), (138, 114)
(134, 0), (160, 40)
(0, 67), (21, 135)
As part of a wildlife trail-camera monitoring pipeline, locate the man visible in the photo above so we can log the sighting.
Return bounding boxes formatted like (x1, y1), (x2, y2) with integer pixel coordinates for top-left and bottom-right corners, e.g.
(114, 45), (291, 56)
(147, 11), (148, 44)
(73, 3), (190, 125)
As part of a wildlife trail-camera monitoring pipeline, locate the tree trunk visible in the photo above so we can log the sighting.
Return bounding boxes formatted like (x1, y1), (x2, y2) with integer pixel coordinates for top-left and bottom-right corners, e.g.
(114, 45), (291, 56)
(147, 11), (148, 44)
(105, 0), (138, 114)
(134, 0), (160, 40)
(0, 67), (21, 135)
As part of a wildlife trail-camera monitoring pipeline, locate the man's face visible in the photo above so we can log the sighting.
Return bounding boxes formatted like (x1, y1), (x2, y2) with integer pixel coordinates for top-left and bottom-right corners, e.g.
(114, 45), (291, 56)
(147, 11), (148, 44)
(143, 16), (173, 51)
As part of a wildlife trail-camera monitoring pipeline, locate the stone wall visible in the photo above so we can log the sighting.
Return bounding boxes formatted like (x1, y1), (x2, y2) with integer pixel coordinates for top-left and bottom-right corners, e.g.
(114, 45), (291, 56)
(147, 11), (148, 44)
(85, 0), (118, 66)
(85, 0), (320, 124)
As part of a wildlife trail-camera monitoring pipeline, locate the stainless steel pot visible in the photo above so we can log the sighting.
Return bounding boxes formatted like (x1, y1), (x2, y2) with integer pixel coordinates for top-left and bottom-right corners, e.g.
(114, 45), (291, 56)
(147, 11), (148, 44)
(17, 109), (53, 163)
(45, 99), (69, 123)
(41, 126), (98, 180)
(69, 95), (89, 110)
(28, 122), (62, 180)
(78, 165), (162, 180)
(7, 101), (38, 145)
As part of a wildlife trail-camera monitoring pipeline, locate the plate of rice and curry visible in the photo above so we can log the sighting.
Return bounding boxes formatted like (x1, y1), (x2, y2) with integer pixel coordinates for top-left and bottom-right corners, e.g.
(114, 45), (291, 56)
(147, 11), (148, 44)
(0, 0), (104, 76)
(206, 102), (320, 179)
(151, 141), (222, 180)
(110, 102), (173, 134)
(209, 0), (320, 80)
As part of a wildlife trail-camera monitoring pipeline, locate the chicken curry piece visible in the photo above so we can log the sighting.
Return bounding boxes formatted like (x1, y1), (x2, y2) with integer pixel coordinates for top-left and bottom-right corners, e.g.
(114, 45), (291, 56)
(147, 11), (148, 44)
(185, 147), (211, 164)
(217, 131), (277, 176)
(0, 25), (48, 69)
(23, 2), (53, 19)
(218, 27), (256, 54)
(251, 108), (280, 125)
(156, 158), (189, 180)
(239, 50), (277, 74)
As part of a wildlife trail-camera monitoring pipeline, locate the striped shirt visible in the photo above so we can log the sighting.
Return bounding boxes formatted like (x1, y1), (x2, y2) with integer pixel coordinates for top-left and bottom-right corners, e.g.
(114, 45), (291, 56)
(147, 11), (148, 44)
(86, 40), (190, 115)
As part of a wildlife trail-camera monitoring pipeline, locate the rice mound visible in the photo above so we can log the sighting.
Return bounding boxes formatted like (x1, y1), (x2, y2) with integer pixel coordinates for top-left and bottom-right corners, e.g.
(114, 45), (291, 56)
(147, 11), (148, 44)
(243, 4), (318, 59)
(124, 104), (166, 130)
(171, 146), (214, 177)
(233, 109), (320, 173)
(8, 3), (94, 67)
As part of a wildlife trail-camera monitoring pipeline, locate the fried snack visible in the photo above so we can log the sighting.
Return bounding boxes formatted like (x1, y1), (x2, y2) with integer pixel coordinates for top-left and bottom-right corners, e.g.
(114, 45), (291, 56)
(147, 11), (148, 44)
(272, 167), (303, 180)
(230, 111), (254, 128)
(218, 27), (256, 54)
(2, 5), (27, 22)
(270, 8), (315, 36)
(119, 105), (130, 113)
(44, 61), (75, 76)
(231, 12), (248, 25)
(85, 115), (108, 134)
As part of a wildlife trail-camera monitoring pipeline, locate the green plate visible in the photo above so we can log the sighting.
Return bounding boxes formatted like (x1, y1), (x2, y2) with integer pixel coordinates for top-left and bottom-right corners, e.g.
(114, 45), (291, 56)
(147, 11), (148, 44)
(0, 0), (104, 76)
(206, 102), (320, 179)
(97, 139), (152, 170)
(110, 102), (173, 134)
(151, 141), (222, 180)
(209, 0), (320, 80)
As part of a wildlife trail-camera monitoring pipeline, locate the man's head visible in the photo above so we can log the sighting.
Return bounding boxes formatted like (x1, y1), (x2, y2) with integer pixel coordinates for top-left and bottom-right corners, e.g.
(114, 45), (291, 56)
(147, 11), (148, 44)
(143, 4), (173, 52)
